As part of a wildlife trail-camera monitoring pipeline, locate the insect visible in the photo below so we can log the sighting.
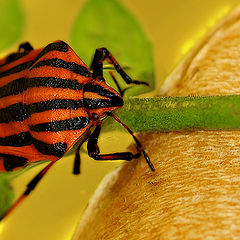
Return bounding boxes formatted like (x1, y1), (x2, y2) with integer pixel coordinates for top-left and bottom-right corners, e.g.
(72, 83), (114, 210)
(0, 40), (154, 220)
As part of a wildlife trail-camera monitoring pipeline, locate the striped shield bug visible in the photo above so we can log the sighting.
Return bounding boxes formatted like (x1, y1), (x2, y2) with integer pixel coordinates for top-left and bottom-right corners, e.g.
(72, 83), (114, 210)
(0, 41), (154, 220)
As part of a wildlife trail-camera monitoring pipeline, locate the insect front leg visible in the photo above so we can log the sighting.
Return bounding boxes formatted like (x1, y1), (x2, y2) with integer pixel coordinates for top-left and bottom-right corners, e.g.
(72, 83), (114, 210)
(87, 122), (141, 162)
(90, 48), (148, 96)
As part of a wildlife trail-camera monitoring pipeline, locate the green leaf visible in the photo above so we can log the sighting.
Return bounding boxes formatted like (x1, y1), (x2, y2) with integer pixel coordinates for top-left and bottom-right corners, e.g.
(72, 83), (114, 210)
(71, 0), (154, 96)
(103, 95), (240, 132)
(0, 174), (14, 218)
(0, 0), (24, 52)
(0, 161), (47, 218)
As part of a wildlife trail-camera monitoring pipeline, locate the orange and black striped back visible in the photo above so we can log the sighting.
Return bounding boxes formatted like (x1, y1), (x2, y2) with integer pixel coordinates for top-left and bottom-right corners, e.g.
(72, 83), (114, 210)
(0, 41), (95, 171)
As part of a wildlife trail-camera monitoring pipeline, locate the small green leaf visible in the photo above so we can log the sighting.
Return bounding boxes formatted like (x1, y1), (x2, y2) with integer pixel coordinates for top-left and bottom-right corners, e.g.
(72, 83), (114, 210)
(71, 0), (154, 96)
(0, 0), (24, 52)
(0, 175), (14, 218)
(0, 161), (47, 217)
(103, 96), (240, 132)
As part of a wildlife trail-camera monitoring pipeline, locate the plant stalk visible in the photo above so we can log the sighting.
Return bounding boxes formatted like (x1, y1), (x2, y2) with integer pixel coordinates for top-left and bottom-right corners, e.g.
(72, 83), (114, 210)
(104, 95), (240, 132)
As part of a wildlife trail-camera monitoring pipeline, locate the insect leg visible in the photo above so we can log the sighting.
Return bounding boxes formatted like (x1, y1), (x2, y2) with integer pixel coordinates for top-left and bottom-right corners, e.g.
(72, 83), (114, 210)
(0, 160), (56, 220)
(90, 48), (148, 95)
(106, 112), (155, 171)
(18, 42), (34, 52)
(88, 122), (144, 162)
(73, 128), (91, 175)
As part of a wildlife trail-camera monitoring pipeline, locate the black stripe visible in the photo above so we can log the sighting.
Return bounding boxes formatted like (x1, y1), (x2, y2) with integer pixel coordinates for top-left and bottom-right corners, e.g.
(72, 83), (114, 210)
(84, 84), (117, 98)
(30, 58), (91, 77)
(0, 132), (32, 147)
(0, 77), (27, 97)
(29, 117), (90, 132)
(0, 77), (83, 99)
(0, 61), (34, 78)
(0, 51), (29, 68)
(27, 99), (84, 114)
(32, 139), (67, 158)
(0, 153), (28, 171)
(26, 77), (83, 90)
(35, 41), (69, 62)
(83, 98), (123, 109)
(0, 99), (84, 123)
(0, 103), (27, 123)
(0, 131), (67, 157)
(83, 84), (123, 109)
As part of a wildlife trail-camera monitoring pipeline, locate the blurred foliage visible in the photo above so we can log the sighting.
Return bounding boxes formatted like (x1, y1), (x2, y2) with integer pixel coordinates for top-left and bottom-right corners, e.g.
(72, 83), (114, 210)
(0, 175), (14, 218)
(71, 0), (154, 96)
(0, 0), (23, 52)
(0, 0), (24, 218)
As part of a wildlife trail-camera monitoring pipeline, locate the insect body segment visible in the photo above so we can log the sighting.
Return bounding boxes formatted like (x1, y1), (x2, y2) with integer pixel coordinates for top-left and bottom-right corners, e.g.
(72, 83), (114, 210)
(0, 41), (154, 220)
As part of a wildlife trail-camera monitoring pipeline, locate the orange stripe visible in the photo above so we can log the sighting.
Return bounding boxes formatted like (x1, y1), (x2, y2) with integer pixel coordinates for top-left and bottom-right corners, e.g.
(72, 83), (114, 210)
(24, 87), (84, 104)
(0, 94), (22, 109)
(27, 64), (91, 84)
(30, 125), (90, 148)
(0, 49), (41, 72)
(0, 71), (26, 88)
(0, 145), (58, 162)
(0, 87), (83, 110)
(0, 120), (29, 138)
(27, 108), (88, 125)
(84, 92), (109, 100)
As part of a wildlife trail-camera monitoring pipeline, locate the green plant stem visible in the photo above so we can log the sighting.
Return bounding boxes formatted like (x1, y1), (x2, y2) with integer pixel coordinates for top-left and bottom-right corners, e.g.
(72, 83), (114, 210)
(103, 95), (240, 132)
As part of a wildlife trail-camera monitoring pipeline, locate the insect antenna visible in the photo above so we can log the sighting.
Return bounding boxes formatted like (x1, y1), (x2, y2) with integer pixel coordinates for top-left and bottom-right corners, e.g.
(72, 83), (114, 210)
(106, 112), (155, 171)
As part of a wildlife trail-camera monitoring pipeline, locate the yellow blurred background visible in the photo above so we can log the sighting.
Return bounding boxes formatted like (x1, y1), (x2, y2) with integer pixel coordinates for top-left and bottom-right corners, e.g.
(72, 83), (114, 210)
(0, 0), (239, 239)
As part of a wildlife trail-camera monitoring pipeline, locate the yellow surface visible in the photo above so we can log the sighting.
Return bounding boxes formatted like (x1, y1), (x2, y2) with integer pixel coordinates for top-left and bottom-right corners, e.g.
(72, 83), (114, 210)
(0, 0), (239, 239)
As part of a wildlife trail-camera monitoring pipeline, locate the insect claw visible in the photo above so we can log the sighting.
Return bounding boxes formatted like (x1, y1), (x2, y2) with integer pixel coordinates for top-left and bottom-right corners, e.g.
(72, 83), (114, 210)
(142, 150), (155, 172)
